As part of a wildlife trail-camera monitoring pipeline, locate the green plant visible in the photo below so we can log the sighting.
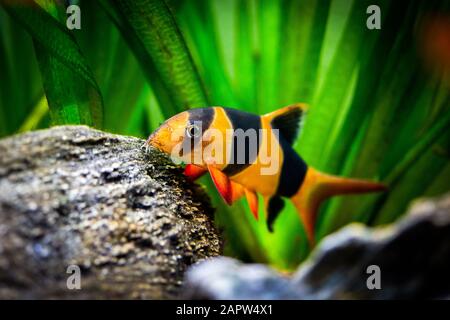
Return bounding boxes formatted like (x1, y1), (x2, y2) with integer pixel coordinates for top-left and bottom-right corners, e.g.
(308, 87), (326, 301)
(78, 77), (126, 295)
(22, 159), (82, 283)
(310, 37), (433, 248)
(1, 0), (449, 269)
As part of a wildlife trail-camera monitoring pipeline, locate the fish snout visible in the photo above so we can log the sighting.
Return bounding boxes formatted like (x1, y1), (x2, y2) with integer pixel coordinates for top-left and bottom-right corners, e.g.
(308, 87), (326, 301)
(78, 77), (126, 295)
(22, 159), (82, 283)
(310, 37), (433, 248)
(146, 131), (162, 150)
(145, 125), (183, 155)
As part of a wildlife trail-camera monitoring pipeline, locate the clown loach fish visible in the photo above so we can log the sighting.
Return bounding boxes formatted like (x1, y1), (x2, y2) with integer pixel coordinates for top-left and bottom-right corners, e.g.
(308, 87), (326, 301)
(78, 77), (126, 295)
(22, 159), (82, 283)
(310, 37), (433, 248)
(147, 104), (386, 245)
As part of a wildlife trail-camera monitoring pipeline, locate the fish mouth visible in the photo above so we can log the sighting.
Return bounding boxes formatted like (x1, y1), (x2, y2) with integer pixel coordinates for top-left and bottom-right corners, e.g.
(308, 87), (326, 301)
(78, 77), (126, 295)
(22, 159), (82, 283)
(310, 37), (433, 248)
(140, 140), (151, 153)
(141, 133), (158, 153)
(144, 131), (170, 154)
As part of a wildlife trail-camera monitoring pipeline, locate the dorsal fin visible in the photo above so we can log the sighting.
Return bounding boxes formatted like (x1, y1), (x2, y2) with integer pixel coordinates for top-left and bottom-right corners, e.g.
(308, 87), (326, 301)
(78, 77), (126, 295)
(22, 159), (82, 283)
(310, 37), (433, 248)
(263, 103), (307, 145)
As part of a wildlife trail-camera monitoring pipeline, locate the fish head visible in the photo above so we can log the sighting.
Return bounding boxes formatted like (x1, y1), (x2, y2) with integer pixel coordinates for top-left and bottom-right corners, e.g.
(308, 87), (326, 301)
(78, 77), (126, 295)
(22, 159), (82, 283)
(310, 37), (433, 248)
(146, 108), (215, 166)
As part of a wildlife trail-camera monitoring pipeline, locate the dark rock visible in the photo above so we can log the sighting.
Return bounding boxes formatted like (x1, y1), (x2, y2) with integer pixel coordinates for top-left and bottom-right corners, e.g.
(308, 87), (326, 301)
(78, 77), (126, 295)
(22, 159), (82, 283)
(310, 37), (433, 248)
(183, 194), (450, 299)
(183, 257), (297, 300)
(0, 125), (221, 299)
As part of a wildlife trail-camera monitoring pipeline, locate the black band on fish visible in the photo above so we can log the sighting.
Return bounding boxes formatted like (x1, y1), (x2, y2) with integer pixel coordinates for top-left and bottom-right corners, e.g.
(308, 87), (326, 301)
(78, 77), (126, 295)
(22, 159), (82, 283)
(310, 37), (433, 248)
(222, 108), (262, 177)
(267, 196), (285, 232)
(181, 108), (214, 155)
(275, 135), (307, 197)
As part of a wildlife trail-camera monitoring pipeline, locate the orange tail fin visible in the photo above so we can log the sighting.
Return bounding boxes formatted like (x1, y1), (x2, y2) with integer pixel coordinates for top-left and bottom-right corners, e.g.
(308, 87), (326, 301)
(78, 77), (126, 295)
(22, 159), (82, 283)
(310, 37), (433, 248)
(291, 168), (386, 246)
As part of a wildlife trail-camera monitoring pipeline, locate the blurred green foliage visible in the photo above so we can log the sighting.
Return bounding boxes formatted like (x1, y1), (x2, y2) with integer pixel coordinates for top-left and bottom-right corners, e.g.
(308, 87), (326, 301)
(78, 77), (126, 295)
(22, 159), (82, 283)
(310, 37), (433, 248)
(0, 0), (449, 269)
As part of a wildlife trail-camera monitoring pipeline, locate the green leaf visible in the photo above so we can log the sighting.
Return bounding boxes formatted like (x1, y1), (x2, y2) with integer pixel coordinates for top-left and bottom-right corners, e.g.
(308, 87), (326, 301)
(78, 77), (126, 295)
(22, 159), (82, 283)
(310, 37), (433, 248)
(18, 95), (49, 133)
(2, 1), (103, 127)
(99, 0), (209, 117)
(75, 0), (151, 134)
(298, 0), (381, 167)
(277, 0), (331, 107)
(175, 0), (237, 106)
(318, 0), (448, 236)
(0, 6), (44, 136)
(255, 0), (281, 112)
(234, 0), (258, 112)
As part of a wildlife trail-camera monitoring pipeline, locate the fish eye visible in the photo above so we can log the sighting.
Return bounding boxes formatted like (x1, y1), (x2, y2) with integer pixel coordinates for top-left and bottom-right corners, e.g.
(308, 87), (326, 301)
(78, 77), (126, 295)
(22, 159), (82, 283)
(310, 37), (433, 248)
(186, 124), (201, 138)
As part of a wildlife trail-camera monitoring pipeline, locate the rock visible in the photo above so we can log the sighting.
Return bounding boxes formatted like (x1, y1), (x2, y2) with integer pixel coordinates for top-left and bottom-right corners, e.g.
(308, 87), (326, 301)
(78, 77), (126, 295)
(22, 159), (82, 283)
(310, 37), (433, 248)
(182, 257), (297, 300)
(183, 193), (450, 299)
(0, 125), (221, 299)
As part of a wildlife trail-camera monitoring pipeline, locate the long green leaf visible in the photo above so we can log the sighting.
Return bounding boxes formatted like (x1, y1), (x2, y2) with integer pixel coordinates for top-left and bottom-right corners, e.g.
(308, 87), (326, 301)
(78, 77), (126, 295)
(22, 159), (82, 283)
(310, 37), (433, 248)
(278, 0), (331, 107)
(2, 1), (103, 127)
(175, 0), (237, 106)
(234, 0), (258, 112)
(76, 0), (150, 134)
(0, 6), (43, 136)
(298, 0), (378, 167)
(102, 0), (209, 115)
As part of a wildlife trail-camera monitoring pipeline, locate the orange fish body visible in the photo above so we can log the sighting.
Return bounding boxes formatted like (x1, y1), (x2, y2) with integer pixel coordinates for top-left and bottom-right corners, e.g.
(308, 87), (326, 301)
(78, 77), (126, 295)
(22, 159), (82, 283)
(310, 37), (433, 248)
(147, 104), (385, 245)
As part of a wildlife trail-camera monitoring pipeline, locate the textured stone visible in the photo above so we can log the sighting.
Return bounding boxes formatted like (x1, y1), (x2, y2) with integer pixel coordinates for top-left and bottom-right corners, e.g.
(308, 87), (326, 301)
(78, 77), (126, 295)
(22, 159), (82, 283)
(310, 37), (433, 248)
(0, 125), (221, 299)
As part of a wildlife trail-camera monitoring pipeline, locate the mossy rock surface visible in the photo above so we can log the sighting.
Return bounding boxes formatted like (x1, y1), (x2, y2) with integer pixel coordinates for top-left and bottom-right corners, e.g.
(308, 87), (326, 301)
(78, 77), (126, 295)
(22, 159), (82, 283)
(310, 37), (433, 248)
(0, 125), (221, 299)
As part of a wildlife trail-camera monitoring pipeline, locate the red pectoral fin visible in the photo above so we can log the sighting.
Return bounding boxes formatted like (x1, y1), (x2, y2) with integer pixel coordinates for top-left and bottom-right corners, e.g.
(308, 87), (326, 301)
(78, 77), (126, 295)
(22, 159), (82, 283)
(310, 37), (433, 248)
(184, 164), (207, 181)
(230, 181), (245, 204)
(207, 165), (233, 205)
(245, 189), (259, 220)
